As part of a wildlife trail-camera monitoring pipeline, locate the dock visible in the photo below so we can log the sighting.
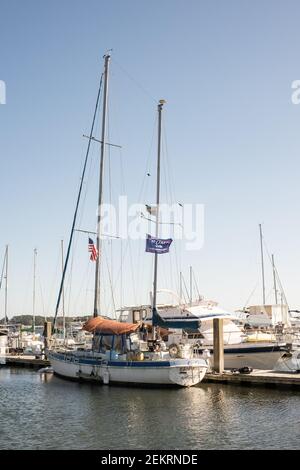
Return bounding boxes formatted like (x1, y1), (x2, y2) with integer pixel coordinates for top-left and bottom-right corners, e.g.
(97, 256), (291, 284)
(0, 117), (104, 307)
(204, 369), (300, 389)
(3, 355), (50, 368)
(2, 355), (300, 389)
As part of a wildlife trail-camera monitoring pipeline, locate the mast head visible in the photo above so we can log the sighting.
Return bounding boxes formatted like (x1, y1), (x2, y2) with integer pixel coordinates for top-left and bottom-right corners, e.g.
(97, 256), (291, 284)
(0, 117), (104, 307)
(103, 49), (112, 58)
(158, 100), (166, 112)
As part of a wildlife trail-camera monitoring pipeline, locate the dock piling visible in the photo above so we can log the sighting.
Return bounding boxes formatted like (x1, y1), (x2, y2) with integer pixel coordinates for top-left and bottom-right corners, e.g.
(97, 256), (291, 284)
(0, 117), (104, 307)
(213, 318), (224, 373)
(44, 321), (52, 353)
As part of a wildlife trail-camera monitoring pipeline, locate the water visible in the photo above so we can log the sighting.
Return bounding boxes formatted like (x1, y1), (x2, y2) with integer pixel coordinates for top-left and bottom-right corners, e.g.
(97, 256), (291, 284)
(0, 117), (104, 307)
(0, 368), (299, 450)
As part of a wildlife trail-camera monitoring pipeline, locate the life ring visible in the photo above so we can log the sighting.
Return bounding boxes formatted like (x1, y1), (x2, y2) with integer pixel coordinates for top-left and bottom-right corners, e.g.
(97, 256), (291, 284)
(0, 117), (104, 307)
(168, 343), (180, 358)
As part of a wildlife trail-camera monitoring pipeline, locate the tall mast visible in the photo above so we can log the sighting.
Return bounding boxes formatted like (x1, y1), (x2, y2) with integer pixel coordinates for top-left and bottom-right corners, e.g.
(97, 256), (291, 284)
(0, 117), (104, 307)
(93, 54), (110, 317)
(272, 254), (278, 304)
(4, 245), (8, 325)
(152, 100), (165, 335)
(32, 248), (37, 333)
(61, 240), (65, 338)
(259, 223), (266, 305)
(179, 271), (183, 304)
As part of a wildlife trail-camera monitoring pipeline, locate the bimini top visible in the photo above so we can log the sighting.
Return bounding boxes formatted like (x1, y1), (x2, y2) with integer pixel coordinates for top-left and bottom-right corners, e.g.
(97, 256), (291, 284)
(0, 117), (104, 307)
(83, 317), (140, 335)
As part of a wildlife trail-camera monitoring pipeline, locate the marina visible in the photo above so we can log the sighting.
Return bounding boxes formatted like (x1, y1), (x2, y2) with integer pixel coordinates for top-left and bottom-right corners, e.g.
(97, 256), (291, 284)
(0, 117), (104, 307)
(1, 355), (300, 389)
(1, 322), (300, 390)
(1, 0), (300, 453)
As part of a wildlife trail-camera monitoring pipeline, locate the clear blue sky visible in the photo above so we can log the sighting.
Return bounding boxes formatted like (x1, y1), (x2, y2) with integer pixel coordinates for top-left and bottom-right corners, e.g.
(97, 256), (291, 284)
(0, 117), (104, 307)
(1, 0), (300, 318)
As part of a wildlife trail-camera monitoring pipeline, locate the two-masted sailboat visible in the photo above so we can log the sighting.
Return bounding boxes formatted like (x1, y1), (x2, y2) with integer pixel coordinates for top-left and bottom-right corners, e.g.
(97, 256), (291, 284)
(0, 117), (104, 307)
(48, 54), (208, 386)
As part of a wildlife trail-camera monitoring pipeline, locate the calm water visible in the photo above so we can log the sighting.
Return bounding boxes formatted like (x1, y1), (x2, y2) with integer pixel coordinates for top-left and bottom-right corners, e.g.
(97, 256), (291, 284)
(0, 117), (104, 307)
(0, 368), (299, 450)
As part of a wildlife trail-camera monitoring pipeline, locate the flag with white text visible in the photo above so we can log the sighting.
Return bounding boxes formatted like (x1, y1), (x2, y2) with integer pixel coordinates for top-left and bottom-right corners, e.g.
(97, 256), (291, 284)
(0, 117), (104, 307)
(145, 234), (173, 254)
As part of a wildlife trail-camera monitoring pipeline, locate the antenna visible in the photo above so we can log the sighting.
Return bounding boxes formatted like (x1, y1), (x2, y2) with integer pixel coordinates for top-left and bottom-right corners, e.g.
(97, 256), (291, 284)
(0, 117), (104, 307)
(259, 224), (266, 305)
(33, 248), (37, 333)
(272, 254), (278, 304)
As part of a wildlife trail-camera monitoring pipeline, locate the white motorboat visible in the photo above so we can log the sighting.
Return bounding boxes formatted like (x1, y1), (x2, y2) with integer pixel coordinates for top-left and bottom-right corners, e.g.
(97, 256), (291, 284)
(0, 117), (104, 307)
(118, 293), (287, 370)
(273, 348), (300, 373)
(0, 327), (8, 365)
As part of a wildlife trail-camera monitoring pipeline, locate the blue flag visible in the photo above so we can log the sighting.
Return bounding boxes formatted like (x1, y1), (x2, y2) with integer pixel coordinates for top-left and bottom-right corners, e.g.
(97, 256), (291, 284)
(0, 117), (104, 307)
(145, 234), (173, 254)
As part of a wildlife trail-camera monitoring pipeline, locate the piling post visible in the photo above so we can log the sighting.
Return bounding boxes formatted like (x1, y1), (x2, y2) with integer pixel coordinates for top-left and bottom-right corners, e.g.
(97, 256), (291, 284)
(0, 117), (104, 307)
(43, 321), (52, 356)
(213, 318), (224, 373)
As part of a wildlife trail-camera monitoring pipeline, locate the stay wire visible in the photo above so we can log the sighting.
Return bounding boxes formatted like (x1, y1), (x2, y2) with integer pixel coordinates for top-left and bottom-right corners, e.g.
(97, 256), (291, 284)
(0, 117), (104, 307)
(52, 73), (103, 331)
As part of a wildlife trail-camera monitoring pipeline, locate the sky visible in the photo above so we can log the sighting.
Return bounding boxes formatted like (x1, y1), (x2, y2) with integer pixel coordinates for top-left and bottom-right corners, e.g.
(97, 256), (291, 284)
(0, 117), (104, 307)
(1, 0), (300, 318)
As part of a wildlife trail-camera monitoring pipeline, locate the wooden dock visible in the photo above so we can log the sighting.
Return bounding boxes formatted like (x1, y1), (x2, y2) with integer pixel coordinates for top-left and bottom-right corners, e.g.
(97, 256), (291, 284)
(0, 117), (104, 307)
(3, 355), (50, 368)
(2, 351), (300, 389)
(204, 369), (300, 389)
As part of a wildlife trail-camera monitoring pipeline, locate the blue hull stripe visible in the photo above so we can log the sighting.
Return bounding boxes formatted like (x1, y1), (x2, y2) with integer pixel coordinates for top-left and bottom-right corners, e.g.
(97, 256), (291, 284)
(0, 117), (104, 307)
(49, 352), (196, 368)
(206, 345), (286, 354)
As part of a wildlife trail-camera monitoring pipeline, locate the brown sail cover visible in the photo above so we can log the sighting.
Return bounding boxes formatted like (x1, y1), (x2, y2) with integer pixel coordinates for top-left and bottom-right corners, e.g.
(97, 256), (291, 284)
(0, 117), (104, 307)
(83, 317), (140, 335)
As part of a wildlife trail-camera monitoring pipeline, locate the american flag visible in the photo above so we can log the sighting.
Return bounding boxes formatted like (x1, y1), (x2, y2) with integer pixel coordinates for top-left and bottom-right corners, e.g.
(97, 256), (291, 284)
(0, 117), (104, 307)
(88, 238), (98, 261)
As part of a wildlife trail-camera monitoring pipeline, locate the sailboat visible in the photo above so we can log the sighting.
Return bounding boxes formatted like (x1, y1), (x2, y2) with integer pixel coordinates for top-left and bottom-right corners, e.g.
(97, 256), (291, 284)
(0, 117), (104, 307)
(0, 246), (9, 364)
(48, 54), (208, 387)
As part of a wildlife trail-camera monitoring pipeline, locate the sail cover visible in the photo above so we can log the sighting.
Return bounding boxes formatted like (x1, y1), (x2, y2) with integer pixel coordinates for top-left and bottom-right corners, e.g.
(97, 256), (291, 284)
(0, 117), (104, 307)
(152, 308), (200, 331)
(83, 317), (140, 335)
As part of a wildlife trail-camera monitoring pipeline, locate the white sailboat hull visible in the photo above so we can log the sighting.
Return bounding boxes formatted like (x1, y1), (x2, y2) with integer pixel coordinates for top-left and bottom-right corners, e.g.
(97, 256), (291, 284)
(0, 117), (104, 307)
(273, 349), (300, 372)
(0, 334), (8, 365)
(205, 344), (286, 370)
(48, 351), (208, 387)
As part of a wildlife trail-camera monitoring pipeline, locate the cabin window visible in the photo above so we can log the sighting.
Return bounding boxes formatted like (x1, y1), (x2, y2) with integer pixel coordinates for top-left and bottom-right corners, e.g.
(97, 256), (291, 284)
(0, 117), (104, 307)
(133, 310), (141, 323)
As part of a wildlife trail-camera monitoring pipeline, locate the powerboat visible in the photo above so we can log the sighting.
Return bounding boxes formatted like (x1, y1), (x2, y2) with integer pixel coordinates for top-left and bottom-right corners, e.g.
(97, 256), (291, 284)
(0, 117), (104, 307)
(118, 291), (287, 370)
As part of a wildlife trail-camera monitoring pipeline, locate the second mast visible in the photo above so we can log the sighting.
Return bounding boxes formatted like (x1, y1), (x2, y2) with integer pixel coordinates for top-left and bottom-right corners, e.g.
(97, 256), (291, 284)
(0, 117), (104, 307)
(93, 54), (111, 317)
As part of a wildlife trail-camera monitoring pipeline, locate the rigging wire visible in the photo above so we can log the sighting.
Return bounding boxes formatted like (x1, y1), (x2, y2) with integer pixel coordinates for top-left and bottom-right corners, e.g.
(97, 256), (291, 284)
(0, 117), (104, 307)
(0, 250), (6, 293)
(262, 238), (289, 309)
(71, 258), (92, 314)
(162, 119), (182, 296)
(242, 281), (259, 310)
(181, 274), (189, 304)
(108, 81), (138, 308)
(65, 112), (102, 316)
(83, 262), (93, 315)
(137, 115), (157, 205)
(52, 73), (103, 331)
(103, 240), (116, 315)
(38, 278), (46, 321)
(192, 270), (202, 301)
(104, 72), (126, 310)
(46, 245), (61, 316)
(118, 146), (126, 309)
(107, 100), (114, 313)
(111, 57), (157, 104)
(134, 115), (157, 305)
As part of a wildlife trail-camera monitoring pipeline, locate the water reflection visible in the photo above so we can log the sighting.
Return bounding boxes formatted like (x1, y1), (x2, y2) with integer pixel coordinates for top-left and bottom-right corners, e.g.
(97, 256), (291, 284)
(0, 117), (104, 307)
(0, 369), (299, 449)
(39, 372), (54, 384)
